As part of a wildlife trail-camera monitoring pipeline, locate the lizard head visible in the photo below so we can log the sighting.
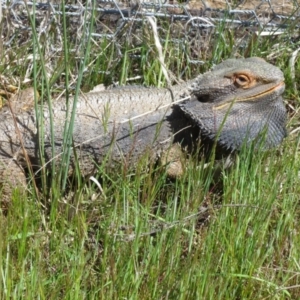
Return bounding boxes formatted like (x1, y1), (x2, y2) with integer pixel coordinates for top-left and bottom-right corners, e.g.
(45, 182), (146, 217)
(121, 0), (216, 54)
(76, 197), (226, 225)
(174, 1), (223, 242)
(179, 57), (287, 151)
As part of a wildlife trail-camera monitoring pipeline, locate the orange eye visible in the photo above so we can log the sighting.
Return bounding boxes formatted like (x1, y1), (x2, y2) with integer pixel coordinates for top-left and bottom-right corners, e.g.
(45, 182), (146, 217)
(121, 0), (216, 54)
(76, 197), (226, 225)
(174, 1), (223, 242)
(235, 74), (250, 87)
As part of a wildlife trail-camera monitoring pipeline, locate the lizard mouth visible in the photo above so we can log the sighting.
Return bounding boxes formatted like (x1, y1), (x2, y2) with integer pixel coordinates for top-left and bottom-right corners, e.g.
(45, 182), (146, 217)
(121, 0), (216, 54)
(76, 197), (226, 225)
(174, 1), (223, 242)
(213, 81), (285, 110)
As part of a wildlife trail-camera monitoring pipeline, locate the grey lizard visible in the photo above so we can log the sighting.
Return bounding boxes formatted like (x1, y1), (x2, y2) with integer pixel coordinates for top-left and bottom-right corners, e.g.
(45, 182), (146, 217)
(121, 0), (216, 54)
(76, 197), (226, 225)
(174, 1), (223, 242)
(0, 57), (287, 204)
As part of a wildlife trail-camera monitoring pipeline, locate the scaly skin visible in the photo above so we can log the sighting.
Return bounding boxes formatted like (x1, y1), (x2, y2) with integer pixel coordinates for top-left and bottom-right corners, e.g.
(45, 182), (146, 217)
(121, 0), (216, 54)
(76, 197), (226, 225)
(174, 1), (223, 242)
(0, 58), (287, 202)
(0, 82), (193, 202)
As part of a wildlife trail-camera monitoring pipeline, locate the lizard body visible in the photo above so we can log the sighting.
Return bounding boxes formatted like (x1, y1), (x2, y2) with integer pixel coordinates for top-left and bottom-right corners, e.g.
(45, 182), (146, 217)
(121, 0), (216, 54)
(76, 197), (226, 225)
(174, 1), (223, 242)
(0, 58), (287, 201)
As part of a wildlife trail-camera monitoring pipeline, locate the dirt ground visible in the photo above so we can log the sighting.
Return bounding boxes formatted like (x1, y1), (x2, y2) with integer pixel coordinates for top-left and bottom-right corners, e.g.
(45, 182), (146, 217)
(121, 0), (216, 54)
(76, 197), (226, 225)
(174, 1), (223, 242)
(189, 0), (297, 15)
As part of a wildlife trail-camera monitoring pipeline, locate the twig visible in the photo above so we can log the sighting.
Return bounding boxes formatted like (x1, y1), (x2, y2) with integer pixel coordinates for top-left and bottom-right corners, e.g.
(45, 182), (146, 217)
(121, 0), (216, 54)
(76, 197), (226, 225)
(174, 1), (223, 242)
(289, 47), (300, 96)
(146, 16), (172, 87)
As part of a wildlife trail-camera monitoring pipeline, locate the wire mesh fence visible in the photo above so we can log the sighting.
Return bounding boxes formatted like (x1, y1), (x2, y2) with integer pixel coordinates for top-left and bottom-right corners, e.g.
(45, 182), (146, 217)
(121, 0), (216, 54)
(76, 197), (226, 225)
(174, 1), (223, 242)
(3, 0), (299, 35)
(2, 1), (300, 52)
(1, 0), (300, 83)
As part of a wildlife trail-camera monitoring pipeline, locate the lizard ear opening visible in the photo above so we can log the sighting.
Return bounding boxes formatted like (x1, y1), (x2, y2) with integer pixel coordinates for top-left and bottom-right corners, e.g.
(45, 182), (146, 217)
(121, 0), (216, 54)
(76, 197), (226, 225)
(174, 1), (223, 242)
(193, 94), (212, 103)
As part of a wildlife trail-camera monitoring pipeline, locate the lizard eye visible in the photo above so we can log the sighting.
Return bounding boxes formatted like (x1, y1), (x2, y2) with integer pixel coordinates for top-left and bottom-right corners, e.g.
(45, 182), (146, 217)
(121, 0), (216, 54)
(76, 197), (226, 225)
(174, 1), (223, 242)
(234, 74), (250, 87)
